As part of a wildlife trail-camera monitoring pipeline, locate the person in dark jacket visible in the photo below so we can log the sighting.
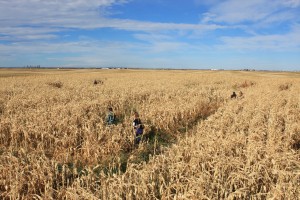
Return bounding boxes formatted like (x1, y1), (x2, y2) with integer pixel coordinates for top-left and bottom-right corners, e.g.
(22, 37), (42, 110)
(132, 112), (144, 145)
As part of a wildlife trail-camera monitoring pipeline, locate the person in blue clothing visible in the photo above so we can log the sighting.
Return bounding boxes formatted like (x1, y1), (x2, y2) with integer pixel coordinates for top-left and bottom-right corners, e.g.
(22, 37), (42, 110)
(106, 107), (115, 125)
(132, 112), (144, 145)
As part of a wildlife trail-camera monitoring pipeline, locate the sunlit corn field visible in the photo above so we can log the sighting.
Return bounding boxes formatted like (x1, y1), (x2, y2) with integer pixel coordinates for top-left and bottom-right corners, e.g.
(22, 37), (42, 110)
(0, 68), (299, 199)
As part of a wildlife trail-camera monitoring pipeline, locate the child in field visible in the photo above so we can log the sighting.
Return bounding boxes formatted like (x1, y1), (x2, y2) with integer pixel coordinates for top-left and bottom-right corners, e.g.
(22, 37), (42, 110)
(106, 107), (115, 125)
(133, 112), (144, 145)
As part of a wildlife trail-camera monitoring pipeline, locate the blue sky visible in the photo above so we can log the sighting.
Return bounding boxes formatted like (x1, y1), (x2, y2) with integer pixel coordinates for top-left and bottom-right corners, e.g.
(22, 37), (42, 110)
(0, 0), (300, 70)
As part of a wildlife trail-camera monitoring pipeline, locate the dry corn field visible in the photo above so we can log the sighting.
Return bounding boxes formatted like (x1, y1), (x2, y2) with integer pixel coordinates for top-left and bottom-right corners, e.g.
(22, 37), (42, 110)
(0, 69), (299, 199)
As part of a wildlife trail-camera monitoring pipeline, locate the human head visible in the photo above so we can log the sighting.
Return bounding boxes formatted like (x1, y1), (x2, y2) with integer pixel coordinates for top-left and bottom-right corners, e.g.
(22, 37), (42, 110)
(108, 107), (113, 112)
(134, 112), (139, 118)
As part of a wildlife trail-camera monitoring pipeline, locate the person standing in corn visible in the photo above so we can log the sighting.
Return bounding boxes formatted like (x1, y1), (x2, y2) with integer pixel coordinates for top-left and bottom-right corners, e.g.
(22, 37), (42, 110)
(106, 107), (115, 125)
(133, 112), (144, 145)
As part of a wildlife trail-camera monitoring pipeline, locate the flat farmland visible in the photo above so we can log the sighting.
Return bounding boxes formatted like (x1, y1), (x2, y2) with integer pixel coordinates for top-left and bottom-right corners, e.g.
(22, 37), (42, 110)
(0, 69), (299, 199)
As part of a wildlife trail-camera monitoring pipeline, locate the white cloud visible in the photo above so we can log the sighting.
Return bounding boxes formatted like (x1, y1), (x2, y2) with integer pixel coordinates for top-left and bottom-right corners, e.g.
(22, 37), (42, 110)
(0, 0), (129, 41)
(201, 0), (300, 24)
(203, 0), (274, 24)
(0, 35), (202, 67)
(107, 20), (224, 32)
(0, 0), (225, 42)
(282, 0), (300, 7)
(0, 26), (62, 41)
(0, 37), (152, 66)
(0, 0), (127, 20)
(218, 24), (300, 51)
(133, 33), (173, 42)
